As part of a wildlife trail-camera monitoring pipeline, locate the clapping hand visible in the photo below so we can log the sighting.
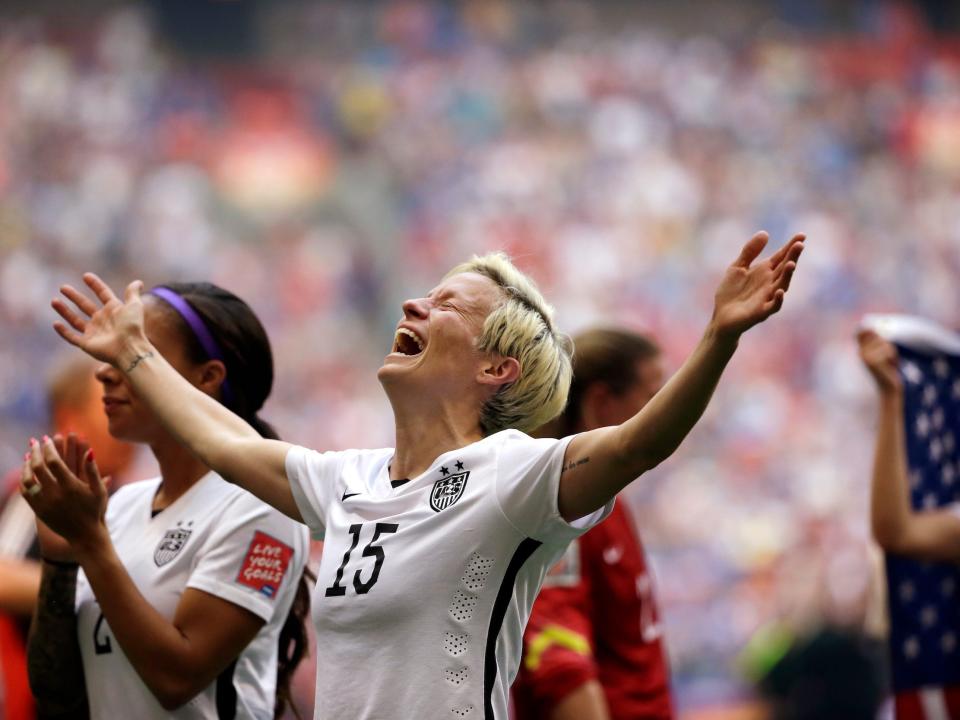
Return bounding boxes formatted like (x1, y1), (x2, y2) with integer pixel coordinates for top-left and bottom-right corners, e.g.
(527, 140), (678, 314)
(21, 433), (110, 560)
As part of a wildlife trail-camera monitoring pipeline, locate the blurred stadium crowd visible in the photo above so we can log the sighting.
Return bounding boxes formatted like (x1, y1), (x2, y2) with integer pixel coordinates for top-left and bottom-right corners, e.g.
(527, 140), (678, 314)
(2, 0), (959, 713)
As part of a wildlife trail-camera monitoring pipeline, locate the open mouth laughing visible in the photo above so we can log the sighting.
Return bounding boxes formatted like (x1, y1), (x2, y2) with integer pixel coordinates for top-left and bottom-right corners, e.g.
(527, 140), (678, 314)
(393, 327), (425, 356)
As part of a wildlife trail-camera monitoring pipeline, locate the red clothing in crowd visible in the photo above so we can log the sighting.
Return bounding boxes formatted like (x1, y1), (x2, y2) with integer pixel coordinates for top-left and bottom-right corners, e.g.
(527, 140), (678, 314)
(513, 501), (673, 720)
(0, 471), (36, 720)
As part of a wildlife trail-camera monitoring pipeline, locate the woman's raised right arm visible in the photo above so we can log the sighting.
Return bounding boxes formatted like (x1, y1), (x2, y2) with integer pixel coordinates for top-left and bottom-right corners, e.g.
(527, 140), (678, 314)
(860, 329), (960, 561)
(52, 274), (300, 521)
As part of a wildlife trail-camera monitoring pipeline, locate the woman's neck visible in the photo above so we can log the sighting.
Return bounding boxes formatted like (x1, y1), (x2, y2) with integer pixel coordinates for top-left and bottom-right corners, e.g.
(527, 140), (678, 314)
(390, 405), (483, 481)
(150, 436), (212, 510)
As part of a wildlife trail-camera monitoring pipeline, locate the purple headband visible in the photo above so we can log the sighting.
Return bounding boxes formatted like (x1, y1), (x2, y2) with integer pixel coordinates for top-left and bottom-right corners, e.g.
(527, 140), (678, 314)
(149, 287), (236, 407)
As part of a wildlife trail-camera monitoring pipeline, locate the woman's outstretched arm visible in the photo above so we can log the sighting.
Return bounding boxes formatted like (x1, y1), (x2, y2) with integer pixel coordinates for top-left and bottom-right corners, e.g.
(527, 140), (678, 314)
(558, 231), (805, 521)
(51, 275), (299, 520)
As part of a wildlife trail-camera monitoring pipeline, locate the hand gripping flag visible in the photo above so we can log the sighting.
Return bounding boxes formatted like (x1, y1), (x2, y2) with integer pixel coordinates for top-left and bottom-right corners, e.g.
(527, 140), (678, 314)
(864, 314), (960, 718)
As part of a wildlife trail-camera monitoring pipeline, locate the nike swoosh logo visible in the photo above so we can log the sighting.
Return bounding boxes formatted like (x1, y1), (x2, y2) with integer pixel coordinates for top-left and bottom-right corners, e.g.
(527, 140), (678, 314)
(342, 491), (361, 502)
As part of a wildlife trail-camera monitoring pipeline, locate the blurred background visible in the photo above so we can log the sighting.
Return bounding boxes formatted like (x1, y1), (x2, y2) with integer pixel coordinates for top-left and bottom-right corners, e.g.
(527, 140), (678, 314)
(1, 0), (959, 716)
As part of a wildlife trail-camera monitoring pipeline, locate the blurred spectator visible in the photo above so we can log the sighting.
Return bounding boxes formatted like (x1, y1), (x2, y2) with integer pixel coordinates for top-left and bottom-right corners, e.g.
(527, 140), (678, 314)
(755, 627), (886, 720)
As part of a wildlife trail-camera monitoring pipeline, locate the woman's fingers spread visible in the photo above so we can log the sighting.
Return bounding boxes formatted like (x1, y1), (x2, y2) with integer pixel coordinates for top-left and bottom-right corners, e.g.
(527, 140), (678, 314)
(52, 298), (88, 333)
(52, 321), (85, 348)
(775, 261), (797, 293)
(768, 233), (805, 269)
(763, 288), (786, 316)
(83, 273), (119, 305)
(734, 231), (769, 268)
(60, 284), (99, 317)
(124, 280), (144, 304)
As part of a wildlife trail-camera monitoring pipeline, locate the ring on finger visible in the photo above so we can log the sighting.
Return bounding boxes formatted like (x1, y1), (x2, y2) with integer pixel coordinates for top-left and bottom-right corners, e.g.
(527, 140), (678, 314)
(22, 482), (41, 497)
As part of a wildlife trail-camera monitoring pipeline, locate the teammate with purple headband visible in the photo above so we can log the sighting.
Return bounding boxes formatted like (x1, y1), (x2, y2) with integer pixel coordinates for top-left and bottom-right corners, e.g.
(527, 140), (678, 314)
(21, 283), (311, 720)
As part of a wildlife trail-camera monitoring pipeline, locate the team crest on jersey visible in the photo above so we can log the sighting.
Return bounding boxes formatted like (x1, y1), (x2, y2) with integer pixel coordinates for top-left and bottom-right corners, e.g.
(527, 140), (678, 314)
(430, 463), (469, 512)
(154, 523), (193, 567)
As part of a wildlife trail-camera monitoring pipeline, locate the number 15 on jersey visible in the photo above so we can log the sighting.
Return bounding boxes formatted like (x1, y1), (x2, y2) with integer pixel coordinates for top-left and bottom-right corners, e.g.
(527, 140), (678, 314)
(324, 522), (399, 597)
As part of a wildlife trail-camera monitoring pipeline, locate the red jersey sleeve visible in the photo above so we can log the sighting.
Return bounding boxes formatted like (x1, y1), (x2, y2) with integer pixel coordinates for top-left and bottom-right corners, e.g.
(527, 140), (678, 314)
(513, 540), (600, 717)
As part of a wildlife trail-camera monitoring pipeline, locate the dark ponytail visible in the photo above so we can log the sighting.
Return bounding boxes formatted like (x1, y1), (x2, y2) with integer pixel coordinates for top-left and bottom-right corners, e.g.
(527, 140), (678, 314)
(151, 282), (312, 719)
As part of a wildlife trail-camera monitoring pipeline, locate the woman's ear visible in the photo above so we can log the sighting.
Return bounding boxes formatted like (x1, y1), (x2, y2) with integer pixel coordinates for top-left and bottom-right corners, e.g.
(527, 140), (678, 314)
(197, 360), (228, 399)
(477, 355), (521, 389)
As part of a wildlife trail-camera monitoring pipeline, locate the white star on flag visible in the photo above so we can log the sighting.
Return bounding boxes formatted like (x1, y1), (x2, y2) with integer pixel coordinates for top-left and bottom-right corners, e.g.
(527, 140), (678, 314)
(935, 357), (950, 378)
(930, 438), (944, 462)
(903, 361), (924, 384)
(943, 464), (956, 486)
(933, 407), (945, 430)
(943, 633), (957, 654)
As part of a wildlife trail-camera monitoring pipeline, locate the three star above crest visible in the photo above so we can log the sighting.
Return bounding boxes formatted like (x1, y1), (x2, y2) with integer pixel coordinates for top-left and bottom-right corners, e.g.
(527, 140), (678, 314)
(439, 461), (465, 476)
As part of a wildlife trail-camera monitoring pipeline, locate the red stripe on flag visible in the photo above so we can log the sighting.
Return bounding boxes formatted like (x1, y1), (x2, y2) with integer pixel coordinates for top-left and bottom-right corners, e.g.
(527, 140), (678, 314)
(943, 685), (960, 718)
(896, 687), (960, 719)
(896, 691), (927, 720)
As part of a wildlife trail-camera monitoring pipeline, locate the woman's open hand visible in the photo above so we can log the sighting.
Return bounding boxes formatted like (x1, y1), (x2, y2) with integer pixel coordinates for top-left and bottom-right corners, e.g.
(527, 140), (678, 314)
(711, 231), (805, 340)
(52, 274), (147, 369)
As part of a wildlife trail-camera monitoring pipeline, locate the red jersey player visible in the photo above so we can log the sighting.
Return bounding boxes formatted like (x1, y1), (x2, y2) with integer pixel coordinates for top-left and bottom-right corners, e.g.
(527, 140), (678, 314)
(513, 328), (674, 720)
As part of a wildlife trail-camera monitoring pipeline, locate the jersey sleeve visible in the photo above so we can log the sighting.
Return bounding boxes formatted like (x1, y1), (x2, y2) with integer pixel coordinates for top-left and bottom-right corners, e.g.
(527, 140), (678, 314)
(185, 494), (309, 623)
(494, 432), (613, 543)
(284, 445), (345, 540)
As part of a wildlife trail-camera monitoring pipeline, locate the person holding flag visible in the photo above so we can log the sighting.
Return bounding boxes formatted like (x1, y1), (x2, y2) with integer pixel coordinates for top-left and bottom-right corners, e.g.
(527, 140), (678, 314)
(859, 319), (960, 718)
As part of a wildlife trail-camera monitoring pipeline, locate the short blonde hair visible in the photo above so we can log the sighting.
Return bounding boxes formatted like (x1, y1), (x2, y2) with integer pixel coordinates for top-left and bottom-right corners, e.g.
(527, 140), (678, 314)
(445, 253), (573, 435)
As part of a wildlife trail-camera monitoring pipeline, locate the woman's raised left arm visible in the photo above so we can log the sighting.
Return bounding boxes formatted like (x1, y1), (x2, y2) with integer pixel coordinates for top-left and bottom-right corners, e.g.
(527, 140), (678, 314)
(558, 231), (805, 521)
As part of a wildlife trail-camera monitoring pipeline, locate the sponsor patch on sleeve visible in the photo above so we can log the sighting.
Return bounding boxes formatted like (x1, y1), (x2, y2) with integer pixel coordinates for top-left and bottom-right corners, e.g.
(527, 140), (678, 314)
(236, 531), (294, 599)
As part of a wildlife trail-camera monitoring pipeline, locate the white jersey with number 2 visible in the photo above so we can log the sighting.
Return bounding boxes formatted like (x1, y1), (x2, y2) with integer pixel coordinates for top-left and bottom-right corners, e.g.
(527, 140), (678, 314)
(286, 429), (613, 720)
(75, 472), (309, 720)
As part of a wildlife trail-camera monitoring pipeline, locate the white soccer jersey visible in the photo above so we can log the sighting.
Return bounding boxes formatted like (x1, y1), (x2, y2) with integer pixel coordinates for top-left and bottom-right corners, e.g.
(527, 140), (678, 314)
(75, 472), (309, 720)
(285, 429), (613, 720)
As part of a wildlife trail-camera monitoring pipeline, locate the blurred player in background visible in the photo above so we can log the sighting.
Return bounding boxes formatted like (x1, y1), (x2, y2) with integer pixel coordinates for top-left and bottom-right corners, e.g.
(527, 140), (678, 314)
(21, 283), (310, 719)
(0, 357), (136, 720)
(513, 327), (674, 719)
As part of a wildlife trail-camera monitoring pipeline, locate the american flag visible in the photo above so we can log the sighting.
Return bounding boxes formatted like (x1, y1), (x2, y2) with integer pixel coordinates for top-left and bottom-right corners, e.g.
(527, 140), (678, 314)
(865, 314), (960, 719)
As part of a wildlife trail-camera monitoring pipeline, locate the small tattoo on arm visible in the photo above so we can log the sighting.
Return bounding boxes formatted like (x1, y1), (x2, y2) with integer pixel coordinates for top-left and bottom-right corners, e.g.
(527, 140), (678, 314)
(125, 351), (154, 373)
(561, 457), (590, 474)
